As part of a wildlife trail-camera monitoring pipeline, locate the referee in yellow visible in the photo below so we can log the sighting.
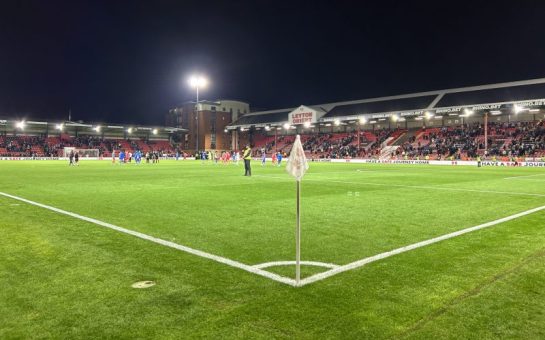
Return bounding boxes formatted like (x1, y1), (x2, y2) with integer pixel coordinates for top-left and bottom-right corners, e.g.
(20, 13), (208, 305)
(243, 144), (252, 176)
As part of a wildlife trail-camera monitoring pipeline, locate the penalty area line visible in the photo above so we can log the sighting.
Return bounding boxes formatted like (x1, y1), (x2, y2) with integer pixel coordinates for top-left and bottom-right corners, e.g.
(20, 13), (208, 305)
(299, 204), (545, 286)
(0, 191), (297, 287)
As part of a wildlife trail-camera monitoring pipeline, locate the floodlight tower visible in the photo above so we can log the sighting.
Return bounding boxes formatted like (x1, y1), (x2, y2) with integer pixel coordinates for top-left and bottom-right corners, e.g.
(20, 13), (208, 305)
(189, 75), (208, 153)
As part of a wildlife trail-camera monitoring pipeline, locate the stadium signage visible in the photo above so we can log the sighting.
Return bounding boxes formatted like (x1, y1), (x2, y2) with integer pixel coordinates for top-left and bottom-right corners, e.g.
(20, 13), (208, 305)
(513, 99), (545, 107)
(400, 111), (424, 117)
(471, 104), (501, 111)
(436, 107), (462, 114)
(288, 105), (317, 125)
(0, 157), (60, 161)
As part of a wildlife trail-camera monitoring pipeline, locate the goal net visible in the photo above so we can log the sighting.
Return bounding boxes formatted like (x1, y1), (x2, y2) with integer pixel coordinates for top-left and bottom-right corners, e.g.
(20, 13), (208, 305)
(63, 147), (100, 158)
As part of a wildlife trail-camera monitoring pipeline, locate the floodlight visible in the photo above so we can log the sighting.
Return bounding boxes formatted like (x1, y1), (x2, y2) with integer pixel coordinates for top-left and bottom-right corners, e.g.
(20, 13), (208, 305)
(283, 123), (290, 130)
(359, 117), (366, 124)
(265, 126), (271, 131)
(94, 125), (101, 132)
(240, 127), (245, 131)
(464, 108), (474, 116)
(152, 128), (158, 135)
(425, 111), (433, 119)
(127, 127), (133, 133)
(56, 123), (64, 131)
(391, 115), (399, 122)
(513, 104), (524, 114)
(189, 75), (208, 88)
(334, 119), (340, 126)
(16, 121), (25, 130)
(304, 121), (311, 128)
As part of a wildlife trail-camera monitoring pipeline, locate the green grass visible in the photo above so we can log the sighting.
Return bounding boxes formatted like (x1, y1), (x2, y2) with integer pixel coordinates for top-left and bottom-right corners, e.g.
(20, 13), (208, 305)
(1, 160), (545, 338)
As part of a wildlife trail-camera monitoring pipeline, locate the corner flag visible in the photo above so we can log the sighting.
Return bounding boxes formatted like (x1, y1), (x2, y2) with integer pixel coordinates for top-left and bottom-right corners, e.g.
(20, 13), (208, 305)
(286, 135), (309, 181)
(285, 135), (308, 285)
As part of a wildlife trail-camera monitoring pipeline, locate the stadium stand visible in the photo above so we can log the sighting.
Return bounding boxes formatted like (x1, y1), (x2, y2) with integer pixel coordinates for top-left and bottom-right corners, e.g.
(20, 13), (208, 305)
(0, 135), (177, 157)
(248, 121), (545, 160)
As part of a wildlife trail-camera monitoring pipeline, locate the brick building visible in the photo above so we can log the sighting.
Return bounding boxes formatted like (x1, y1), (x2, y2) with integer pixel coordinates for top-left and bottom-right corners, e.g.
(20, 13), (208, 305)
(167, 100), (250, 152)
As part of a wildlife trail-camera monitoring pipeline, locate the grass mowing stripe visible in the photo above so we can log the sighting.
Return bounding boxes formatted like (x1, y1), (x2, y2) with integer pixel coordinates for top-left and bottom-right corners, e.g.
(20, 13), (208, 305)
(254, 174), (545, 197)
(0, 191), (297, 287)
(299, 204), (545, 286)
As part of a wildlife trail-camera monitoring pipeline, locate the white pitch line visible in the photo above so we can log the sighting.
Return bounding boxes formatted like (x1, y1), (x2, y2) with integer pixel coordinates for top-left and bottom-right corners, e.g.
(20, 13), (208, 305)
(253, 260), (339, 270)
(504, 173), (545, 180)
(0, 191), (297, 287)
(253, 175), (545, 198)
(298, 204), (545, 286)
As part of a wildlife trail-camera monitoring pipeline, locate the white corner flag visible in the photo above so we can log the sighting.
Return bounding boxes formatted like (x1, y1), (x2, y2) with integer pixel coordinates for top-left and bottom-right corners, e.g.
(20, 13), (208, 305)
(285, 135), (308, 286)
(286, 135), (309, 181)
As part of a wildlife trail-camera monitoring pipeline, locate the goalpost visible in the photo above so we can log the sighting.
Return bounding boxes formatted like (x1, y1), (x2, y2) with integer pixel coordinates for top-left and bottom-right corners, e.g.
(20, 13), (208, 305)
(63, 147), (100, 158)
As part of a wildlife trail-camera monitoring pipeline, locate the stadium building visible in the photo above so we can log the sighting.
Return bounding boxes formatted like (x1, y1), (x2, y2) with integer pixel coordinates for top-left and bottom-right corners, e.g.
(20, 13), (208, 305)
(0, 118), (185, 158)
(225, 78), (545, 156)
(166, 100), (250, 151)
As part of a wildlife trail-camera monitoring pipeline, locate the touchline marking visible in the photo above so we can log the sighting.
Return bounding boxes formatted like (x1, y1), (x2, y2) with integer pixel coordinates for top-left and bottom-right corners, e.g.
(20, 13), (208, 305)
(253, 175), (545, 198)
(504, 174), (545, 180)
(0, 191), (297, 287)
(2, 191), (545, 288)
(298, 204), (545, 286)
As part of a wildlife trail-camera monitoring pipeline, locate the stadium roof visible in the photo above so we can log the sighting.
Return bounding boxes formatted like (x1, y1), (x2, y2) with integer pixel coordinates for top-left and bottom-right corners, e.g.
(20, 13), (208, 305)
(227, 77), (545, 127)
(0, 118), (186, 134)
(227, 109), (292, 127)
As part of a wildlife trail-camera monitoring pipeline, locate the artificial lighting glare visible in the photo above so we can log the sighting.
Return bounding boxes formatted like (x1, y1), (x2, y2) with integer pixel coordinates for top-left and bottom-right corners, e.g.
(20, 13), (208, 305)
(56, 123), (64, 130)
(127, 127), (133, 133)
(334, 119), (340, 126)
(391, 115), (399, 122)
(16, 121), (25, 129)
(94, 125), (101, 132)
(224, 129), (228, 133)
(359, 117), (366, 124)
(152, 128), (158, 135)
(304, 121), (311, 128)
(265, 126), (271, 131)
(529, 109), (540, 112)
(425, 111), (433, 119)
(283, 123), (290, 130)
(513, 104), (525, 114)
(189, 75), (208, 88)
(464, 108), (474, 116)
(240, 127), (245, 132)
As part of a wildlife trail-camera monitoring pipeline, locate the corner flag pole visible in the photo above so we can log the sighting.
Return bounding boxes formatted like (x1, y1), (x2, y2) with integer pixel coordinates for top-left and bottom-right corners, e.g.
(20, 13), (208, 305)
(296, 179), (301, 285)
(286, 134), (308, 287)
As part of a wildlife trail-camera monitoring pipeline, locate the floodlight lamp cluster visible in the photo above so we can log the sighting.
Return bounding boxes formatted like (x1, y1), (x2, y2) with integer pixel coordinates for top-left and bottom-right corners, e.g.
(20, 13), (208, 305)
(188, 75), (208, 88)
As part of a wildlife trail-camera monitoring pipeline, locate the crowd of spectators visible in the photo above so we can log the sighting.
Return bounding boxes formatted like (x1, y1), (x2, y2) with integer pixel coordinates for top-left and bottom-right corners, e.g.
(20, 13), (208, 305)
(0, 135), (176, 158)
(394, 121), (545, 160)
(250, 121), (545, 160)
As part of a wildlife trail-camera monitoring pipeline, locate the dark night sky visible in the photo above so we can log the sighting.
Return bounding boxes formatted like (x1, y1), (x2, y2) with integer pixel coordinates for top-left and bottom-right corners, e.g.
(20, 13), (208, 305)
(1, 0), (545, 125)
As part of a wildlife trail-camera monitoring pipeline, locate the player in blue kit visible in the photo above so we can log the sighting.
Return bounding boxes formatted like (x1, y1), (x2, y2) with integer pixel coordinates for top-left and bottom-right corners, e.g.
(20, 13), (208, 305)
(261, 148), (266, 166)
(119, 150), (126, 164)
(134, 150), (142, 164)
(277, 152), (283, 166)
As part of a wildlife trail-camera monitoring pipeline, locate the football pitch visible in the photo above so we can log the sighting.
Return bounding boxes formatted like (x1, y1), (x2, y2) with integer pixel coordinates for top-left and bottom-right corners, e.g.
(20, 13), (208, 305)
(1, 160), (545, 338)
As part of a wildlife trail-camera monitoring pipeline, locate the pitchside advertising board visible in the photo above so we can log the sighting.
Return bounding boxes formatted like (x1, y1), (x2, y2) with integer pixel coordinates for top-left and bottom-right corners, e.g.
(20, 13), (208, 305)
(288, 105), (318, 125)
(2, 156), (545, 167)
